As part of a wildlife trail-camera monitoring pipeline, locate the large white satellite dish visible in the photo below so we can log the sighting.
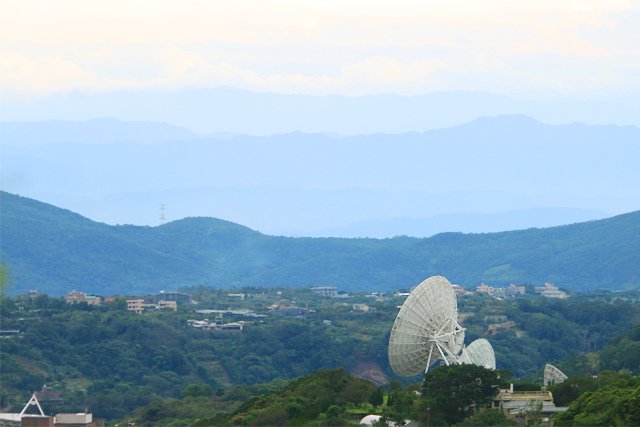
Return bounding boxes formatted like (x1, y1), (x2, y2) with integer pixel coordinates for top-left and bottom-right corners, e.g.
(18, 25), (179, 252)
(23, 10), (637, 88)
(543, 364), (568, 386)
(388, 275), (466, 376)
(459, 338), (496, 370)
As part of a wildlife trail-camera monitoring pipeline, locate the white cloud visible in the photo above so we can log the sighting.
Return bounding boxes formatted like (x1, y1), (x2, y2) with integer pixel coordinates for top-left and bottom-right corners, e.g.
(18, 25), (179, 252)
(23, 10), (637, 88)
(0, 51), (98, 97)
(1, 0), (638, 98)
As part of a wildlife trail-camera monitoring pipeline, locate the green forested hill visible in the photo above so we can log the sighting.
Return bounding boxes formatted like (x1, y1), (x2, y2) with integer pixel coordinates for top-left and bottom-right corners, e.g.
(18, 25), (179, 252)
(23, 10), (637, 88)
(1, 191), (639, 295)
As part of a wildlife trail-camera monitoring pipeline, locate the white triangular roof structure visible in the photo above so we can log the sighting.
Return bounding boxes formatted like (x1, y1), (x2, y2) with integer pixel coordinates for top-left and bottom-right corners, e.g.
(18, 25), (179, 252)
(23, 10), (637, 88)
(0, 394), (46, 423)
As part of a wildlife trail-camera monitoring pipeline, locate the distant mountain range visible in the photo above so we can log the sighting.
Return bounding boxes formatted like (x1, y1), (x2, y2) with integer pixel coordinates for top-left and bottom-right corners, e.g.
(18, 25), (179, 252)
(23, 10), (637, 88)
(2, 87), (639, 134)
(316, 208), (608, 238)
(1, 115), (638, 236)
(1, 192), (638, 296)
(0, 118), (197, 146)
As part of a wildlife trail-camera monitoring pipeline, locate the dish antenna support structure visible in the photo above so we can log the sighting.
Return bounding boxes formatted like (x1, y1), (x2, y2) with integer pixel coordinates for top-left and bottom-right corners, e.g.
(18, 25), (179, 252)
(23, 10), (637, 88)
(388, 275), (466, 376)
(428, 316), (466, 368)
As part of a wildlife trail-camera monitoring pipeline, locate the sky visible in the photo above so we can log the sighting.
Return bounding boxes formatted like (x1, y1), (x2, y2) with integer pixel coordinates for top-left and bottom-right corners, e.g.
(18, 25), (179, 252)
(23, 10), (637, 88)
(2, 0), (639, 100)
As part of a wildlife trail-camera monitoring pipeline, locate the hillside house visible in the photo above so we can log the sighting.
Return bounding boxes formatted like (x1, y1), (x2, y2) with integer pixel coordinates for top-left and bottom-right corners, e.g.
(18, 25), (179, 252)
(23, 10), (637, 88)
(64, 291), (101, 306)
(535, 283), (567, 299)
(311, 286), (338, 297)
(126, 299), (177, 314)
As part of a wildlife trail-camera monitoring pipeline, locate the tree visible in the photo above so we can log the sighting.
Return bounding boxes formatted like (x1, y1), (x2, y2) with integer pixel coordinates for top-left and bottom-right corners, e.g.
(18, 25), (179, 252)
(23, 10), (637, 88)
(421, 364), (501, 425)
(182, 384), (213, 398)
(369, 387), (384, 407)
(324, 405), (345, 426)
(383, 383), (420, 424)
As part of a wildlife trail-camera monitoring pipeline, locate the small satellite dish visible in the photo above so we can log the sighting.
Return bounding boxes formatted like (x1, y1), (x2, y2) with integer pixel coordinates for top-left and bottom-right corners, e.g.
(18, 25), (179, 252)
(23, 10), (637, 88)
(388, 275), (466, 376)
(544, 364), (568, 386)
(459, 338), (496, 370)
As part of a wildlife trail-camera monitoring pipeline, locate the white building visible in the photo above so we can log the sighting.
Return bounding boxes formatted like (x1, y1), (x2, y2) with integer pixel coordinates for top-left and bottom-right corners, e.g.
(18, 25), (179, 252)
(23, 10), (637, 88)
(535, 283), (567, 299)
(127, 299), (178, 313)
(127, 299), (145, 314)
(352, 303), (370, 312)
(311, 286), (338, 297)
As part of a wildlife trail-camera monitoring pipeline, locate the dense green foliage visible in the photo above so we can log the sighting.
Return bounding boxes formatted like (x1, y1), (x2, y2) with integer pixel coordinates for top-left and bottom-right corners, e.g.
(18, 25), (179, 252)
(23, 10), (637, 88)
(126, 381), (286, 427)
(125, 367), (510, 427)
(369, 387), (384, 407)
(380, 381), (421, 423)
(591, 325), (640, 374)
(2, 191), (640, 295)
(541, 329), (640, 425)
(558, 324), (640, 377)
(192, 369), (376, 426)
(457, 409), (517, 426)
(550, 371), (637, 407)
(554, 376), (640, 426)
(421, 364), (501, 425)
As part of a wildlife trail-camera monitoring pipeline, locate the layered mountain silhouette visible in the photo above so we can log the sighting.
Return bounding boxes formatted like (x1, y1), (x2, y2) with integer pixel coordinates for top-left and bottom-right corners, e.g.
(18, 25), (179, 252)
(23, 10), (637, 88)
(2, 115), (638, 235)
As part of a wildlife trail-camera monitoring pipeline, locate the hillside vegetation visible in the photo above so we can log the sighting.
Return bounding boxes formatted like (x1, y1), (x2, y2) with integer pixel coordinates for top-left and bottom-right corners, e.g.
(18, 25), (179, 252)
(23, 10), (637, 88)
(1, 286), (639, 420)
(1, 192), (639, 295)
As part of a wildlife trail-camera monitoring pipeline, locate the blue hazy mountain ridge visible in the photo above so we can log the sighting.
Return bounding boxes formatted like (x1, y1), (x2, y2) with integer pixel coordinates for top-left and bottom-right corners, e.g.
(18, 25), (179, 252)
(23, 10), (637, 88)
(0, 117), (197, 146)
(1, 192), (639, 296)
(1, 115), (638, 236)
(1, 87), (638, 134)
(316, 208), (608, 238)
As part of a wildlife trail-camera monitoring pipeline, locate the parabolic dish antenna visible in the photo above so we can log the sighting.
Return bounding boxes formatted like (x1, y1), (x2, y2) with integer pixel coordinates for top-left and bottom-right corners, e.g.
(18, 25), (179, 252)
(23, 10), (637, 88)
(388, 275), (466, 376)
(544, 364), (568, 386)
(459, 338), (496, 370)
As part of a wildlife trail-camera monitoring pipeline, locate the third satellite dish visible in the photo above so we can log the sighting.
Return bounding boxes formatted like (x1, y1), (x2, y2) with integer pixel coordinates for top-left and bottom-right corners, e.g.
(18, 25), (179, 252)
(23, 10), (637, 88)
(544, 364), (568, 386)
(388, 275), (496, 376)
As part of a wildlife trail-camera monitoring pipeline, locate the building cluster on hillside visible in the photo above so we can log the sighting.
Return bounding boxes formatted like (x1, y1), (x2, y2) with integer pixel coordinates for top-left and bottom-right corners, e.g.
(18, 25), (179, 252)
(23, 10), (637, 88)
(0, 328), (22, 339)
(535, 283), (568, 299)
(34, 385), (63, 403)
(64, 290), (102, 306)
(484, 315), (517, 334)
(476, 283), (526, 298)
(187, 315), (244, 332)
(147, 291), (192, 304)
(125, 291), (191, 314)
(126, 299), (177, 314)
(21, 290), (41, 301)
(195, 308), (266, 318)
(311, 286), (338, 296)
(364, 292), (387, 302)
(452, 284), (473, 297)
(311, 286), (351, 299)
(352, 303), (373, 313)
(269, 300), (313, 316)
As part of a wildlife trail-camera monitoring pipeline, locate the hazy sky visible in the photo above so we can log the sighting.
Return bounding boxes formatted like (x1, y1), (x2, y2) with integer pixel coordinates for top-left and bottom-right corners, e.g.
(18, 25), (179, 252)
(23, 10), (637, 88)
(2, 0), (639, 100)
